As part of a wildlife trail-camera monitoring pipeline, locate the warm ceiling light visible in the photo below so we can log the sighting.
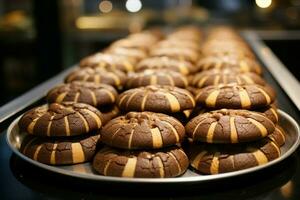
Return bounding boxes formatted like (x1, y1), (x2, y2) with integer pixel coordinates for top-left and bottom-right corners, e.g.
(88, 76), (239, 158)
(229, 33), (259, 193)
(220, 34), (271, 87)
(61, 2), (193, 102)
(255, 0), (272, 8)
(126, 0), (142, 13)
(99, 0), (113, 13)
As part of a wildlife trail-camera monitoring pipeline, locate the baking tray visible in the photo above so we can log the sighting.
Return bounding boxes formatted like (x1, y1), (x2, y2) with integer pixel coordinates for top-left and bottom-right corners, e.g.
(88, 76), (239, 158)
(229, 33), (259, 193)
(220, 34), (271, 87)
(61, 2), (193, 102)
(6, 110), (300, 183)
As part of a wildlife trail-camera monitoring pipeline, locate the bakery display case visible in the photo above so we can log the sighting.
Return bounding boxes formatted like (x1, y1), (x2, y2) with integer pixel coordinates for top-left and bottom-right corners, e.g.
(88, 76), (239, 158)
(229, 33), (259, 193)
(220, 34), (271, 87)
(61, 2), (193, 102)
(1, 0), (300, 199)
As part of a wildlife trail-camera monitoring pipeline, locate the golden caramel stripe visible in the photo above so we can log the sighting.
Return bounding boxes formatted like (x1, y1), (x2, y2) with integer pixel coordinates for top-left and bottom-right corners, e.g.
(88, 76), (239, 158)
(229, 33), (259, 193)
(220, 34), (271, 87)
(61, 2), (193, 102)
(206, 121), (217, 143)
(103, 160), (111, 176)
(240, 60), (249, 72)
(247, 118), (268, 137)
(241, 74), (254, 84)
(64, 116), (71, 136)
(230, 117), (238, 143)
(248, 148), (268, 165)
(71, 143), (85, 163)
(191, 118), (207, 139)
(210, 152), (220, 174)
(27, 118), (39, 134)
(108, 73), (121, 86)
(235, 76), (242, 84)
(76, 112), (89, 132)
(178, 63), (189, 75)
(122, 157), (137, 177)
(141, 91), (149, 111)
(33, 145), (42, 161)
(197, 76), (209, 88)
(276, 127), (286, 143)
(89, 91), (97, 106)
(98, 61), (106, 68)
(73, 92), (80, 103)
(56, 92), (67, 103)
(205, 90), (220, 108)
(50, 143), (57, 165)
(161, 121), (180, 142)
(83, 109), (102, 128)
(126, 91), (139, 109)
(151, 127), (163, 148)
(213, 75), (220, 85)
(118, 94), (128, 107)
(239, 88), (251, 109)
(257, 88), (271, 104)
(181, 76), (188, 87)
(168, 152), (182, 174)
(105, 90), (115, 103)
(127, 125), (136, 149)
(270, 108), (279, 122)
(123, 61), (134, 72)
(164, 93), (181, 112)
(94, 74), (101, 83)
(214, 61), (222, 69)
(150, 75), (157, 85)
(166, 74), (175, 86)
(22, 137), (37, 154)
(156, 157), (165, 178)
(83, 74), (89, 81)
(191, 151), (207, 168)
(271, 141), (281, 156)
(46, 115), (54, 137)
(184, 92), (196, 107)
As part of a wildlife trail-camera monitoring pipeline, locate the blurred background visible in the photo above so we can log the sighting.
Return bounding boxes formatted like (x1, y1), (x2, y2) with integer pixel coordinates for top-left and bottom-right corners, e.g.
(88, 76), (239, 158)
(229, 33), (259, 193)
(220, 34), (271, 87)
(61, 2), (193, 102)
(0, 0), (300, 106)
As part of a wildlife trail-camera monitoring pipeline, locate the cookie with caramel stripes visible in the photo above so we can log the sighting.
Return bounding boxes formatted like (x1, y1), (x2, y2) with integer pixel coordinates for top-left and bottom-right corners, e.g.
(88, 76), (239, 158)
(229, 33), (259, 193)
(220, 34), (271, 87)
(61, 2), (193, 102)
(188, 128), (284, 174)
(126, 70), (188, 89)
(136, 57), (196, 75)
(105, 47), (147, 62)
(20, 134), (100, 165)
(93, 146), (189, 178)
(101, 112), (185, 149)
(47, 82), (118, 107)
(80, 53), (135, 73)
(185, 109), (275, 143)
(19, 103), (103, 137)
(64, 67), (127, 89)
(150, 48), (199, 64)
(191, 69), (265, 88)
(257, 104), (279, 124)
(118, 85), (195, 113)
(196, 83), (276, 109)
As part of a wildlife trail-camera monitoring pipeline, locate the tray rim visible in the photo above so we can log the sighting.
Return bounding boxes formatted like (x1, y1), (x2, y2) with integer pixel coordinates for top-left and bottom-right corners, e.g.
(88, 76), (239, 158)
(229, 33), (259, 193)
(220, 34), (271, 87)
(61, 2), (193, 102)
(6, 110), (300, 184)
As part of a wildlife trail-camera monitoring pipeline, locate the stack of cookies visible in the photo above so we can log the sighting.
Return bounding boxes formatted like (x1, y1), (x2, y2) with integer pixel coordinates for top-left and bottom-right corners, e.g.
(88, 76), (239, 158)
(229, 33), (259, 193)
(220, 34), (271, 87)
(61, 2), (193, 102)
(186, 27), (286, 174)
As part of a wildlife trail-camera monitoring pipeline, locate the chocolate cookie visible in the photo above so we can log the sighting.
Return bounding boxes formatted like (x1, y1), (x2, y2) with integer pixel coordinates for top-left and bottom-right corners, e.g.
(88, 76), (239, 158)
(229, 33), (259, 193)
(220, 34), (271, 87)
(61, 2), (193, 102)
(101, 112), (185, 149)
(79, 53), (135, 73)
(136, 57), (196, 75)
(150, 48), (199, 64)
(188, 131), (282, 174)
(93, 146), (189, 178)
(118, 85), (195, 113)
(257, 104), (279, 124)
(100, 105), (120, 125)
(195, 83), (276, 109)
(47, 82), (118, 107)
(126, 70), (188, 89)
(269, 125), (286, 147)
(185, 109), (275, 143)
(19, 103), (103, 137)
(64, 67), (127, 89)
(20, 134), (100, 165)
(191, 69), (265, 88)
(197, 56), (262, 75)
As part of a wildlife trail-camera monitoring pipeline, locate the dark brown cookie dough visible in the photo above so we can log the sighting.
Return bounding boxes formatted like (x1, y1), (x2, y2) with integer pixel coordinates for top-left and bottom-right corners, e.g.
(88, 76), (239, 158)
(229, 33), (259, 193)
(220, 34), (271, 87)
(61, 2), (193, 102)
(268, 125), (286, 147)
(118, 85), (195, 113)
(191, 69), (266, 88)
(101, 112), (185, 149)
(19, 103), (103, 137)
(79, 53), (135, 73)
(20, 134), (100, 165)
(47, 82), (118, 107)
(185, 109), (275, 143)
(257, 104), (279, 124)
(126, 70), (188, 89)
(150, 48), (199, 64)
(136, 57), (197, 75)
(195, 83), (276, 109)
(93, 146), (189, 178)
(188, 131), (282, 174)
(64, 67), (127, 89)
(100, 105), (120, 125)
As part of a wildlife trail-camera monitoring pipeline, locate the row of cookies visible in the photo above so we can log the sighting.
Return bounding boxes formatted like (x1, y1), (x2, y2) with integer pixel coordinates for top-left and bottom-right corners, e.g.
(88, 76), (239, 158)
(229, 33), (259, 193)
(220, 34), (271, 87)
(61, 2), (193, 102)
(185, 27), (286, 174)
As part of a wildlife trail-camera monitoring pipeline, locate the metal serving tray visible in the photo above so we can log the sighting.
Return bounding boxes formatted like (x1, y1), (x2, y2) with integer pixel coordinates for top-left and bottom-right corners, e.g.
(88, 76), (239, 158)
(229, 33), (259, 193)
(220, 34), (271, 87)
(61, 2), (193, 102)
(6, 110), (300, 183)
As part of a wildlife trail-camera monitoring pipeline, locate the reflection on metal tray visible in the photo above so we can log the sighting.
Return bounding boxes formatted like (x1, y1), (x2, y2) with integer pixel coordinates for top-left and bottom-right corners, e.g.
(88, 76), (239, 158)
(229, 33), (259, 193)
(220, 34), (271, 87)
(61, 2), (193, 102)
(6, 110), (300, 184)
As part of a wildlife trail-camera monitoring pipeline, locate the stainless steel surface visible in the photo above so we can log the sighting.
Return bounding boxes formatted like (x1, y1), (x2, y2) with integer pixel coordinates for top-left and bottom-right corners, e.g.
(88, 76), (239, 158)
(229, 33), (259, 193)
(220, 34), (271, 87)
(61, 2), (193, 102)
(6, 110), (300, 183)
(243, 31), (300, 111)
(0, 66), (77, 124)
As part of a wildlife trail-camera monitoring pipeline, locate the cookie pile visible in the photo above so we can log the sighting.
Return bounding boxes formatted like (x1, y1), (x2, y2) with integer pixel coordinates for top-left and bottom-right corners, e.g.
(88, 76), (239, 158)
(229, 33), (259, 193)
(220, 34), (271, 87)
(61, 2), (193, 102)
(186, 27), (286, 174)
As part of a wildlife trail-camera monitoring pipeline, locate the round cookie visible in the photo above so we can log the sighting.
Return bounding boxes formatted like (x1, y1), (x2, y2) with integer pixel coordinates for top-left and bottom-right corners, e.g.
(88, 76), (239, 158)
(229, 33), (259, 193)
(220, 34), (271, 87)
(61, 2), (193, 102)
(257, 104), (279, 124)
(195, 83), (276, 109)
(64, 67), (127, 89)
(197, 56), (262, 75)
(191, 69), (266, 88)
(46, 82), (118, 107)
(126, 70), (188, 89)
(101, 112), (185, 149)
(269, 125), (286, 147)
(118, 85), (195, 113)
(185, 109), (275, 143)
(188, 130), (283, 174)
(93, 146), (189, 178)
(136, 56), (196, 75)
(80, 53), (135, 72)
(20, 134), (100, 165)
(19, 103), (103, 137)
